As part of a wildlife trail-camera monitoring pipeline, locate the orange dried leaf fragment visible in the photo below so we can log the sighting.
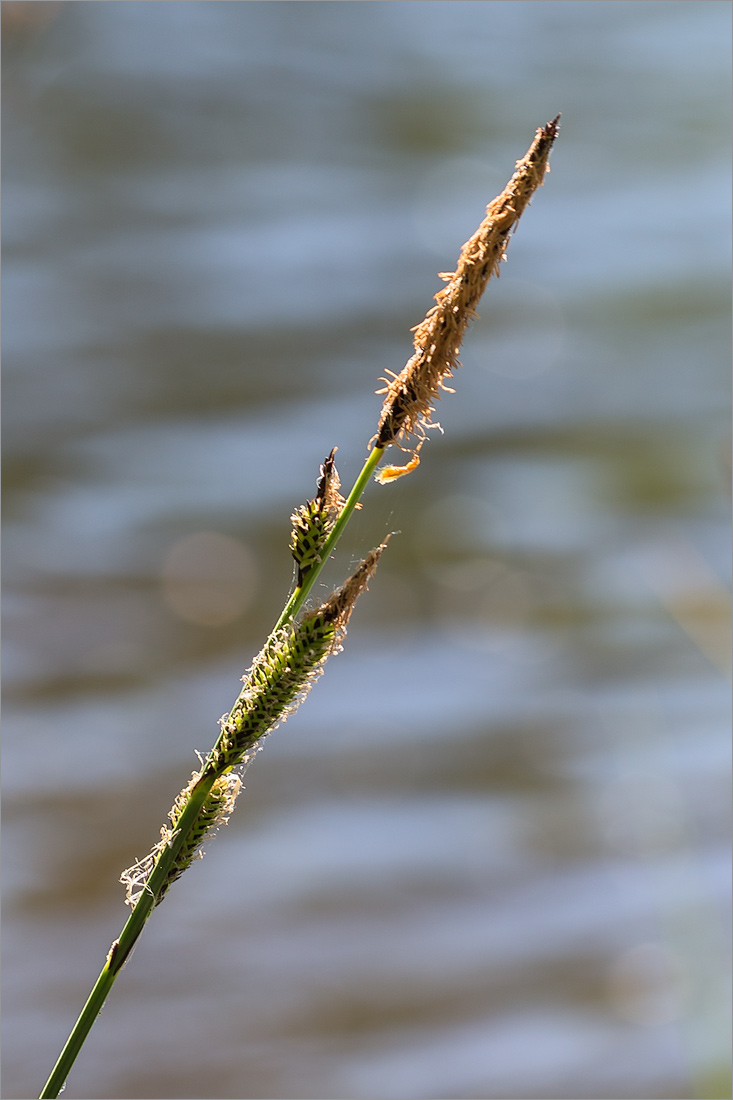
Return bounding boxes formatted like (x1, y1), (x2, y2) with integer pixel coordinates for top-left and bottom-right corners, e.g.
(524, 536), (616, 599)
(374, 451), (421, 484)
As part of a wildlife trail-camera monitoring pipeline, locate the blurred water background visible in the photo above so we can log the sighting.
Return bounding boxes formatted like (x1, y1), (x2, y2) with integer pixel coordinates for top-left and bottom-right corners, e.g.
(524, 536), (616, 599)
(2, 3), (731, 1098)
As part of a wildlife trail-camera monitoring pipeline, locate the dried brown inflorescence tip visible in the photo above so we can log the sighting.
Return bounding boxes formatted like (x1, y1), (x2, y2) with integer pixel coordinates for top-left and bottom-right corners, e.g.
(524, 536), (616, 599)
(375, 115), (560, 451)
(315, 537), (391, 641)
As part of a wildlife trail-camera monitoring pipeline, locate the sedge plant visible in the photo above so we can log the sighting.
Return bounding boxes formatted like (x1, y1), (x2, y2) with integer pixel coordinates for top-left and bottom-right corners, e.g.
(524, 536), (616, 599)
(39, 115), (559, 1100)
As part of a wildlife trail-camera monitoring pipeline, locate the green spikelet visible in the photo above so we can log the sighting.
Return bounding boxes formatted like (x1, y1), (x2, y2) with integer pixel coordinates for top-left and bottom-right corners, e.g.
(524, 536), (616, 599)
(214, 610), (336, 771)
(290, 499), (330, 586)
(290, 447), (345, 586)
(120, 771), (241, 908)
(119, 540), (390, 909)
(215, 538), (390, 773)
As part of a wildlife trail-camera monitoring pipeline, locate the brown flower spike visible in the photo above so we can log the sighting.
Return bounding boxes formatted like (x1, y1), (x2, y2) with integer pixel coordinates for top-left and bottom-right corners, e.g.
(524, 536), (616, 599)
(375, 114), (560, 453)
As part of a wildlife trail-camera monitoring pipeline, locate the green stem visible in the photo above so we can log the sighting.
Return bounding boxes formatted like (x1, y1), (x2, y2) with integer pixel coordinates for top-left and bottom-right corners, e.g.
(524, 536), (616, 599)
(38, 445), (385, 1100)
(39, 772), (218, 1099)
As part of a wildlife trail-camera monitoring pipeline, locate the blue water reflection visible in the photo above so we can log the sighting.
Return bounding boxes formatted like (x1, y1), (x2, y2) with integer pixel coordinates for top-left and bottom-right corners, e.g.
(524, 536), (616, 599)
(3, 3), (730, 1099)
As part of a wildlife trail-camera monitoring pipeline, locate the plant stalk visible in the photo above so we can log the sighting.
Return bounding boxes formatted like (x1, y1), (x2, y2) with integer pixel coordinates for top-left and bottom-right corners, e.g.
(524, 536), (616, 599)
(38, 116), (558, 1098)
